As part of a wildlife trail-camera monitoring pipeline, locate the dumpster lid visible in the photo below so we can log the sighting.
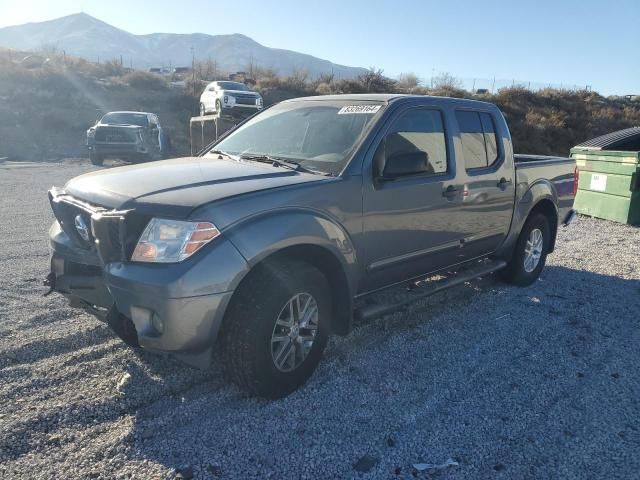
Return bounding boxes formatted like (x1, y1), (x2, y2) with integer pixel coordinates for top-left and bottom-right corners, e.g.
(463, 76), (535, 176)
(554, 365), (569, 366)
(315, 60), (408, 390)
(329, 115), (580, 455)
(574, 127), (640, 151)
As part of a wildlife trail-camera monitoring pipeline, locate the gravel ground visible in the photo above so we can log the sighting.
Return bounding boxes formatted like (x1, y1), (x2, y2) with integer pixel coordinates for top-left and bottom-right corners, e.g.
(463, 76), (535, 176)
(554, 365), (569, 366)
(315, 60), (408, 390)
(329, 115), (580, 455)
(1, 160), (639, 479)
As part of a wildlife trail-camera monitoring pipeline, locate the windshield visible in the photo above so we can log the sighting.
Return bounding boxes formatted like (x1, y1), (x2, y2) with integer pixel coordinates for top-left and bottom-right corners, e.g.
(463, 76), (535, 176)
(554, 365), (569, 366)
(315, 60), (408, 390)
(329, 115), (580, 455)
(101, 112), (149, 127)
(217, 81), (250, 91)
(207, 100), (384, 175)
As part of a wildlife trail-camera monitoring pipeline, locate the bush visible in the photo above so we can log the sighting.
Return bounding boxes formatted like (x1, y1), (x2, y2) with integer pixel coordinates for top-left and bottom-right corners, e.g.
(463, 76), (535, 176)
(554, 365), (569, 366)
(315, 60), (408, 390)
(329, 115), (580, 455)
(122, 71), (167, 90)
(2, 50), (640, 160)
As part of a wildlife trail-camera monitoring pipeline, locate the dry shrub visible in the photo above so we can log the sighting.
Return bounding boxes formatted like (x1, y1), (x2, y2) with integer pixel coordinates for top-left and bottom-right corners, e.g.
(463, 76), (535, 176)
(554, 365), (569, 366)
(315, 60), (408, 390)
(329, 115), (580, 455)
(122, 71), (167, 90)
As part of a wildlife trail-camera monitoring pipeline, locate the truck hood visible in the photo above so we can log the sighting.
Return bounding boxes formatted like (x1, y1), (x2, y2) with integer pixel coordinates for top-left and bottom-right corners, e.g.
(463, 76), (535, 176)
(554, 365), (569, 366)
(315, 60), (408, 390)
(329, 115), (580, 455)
(65, 156), (326, 217)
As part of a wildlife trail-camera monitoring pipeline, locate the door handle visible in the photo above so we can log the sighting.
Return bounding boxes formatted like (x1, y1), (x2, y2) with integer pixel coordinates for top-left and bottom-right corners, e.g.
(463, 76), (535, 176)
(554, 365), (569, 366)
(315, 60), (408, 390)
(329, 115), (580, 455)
(442, 185), (459, 199)
(497, 178), (513, 190)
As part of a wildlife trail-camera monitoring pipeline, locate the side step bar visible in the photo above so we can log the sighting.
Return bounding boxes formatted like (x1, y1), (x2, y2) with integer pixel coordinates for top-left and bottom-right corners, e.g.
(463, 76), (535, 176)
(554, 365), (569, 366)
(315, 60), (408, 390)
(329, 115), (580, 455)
(354, 258), (507, 321)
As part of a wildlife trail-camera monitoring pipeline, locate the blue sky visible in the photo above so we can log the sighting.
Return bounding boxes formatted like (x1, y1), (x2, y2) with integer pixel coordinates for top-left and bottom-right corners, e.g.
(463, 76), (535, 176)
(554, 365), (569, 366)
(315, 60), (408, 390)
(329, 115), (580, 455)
(1, 0), (638, 95)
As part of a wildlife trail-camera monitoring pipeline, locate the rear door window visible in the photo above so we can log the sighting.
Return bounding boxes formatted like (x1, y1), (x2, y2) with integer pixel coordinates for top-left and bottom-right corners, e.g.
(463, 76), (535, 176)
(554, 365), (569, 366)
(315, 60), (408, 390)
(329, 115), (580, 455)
(456, 110), (500, 170)
(480, 112), (498, 165)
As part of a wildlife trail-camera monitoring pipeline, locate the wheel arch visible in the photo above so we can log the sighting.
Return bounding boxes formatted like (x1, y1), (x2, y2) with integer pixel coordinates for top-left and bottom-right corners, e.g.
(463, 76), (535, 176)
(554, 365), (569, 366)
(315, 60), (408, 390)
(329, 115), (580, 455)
(528, 197), (558, 252)
(222, 243), (354, 339)
(496, 179), (560, 258)
(221, 210), (360, 337)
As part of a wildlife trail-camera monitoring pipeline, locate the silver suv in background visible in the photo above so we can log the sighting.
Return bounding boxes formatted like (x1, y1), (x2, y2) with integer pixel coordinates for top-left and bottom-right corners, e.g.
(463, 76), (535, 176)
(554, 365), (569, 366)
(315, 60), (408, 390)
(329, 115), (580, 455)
(199, 81), (263, 119)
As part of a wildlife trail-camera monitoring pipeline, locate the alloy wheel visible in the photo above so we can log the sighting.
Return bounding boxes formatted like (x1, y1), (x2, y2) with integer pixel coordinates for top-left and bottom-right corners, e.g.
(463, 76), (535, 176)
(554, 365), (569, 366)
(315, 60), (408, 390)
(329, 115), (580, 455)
(523, 228), (543, 273)
(271, 293), (319, 372)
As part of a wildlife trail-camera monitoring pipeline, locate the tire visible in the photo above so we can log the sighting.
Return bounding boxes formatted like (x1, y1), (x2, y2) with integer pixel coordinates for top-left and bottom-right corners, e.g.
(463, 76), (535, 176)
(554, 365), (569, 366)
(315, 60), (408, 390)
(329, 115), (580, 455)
(220, 260), (331, 398)
(499, 212), (551, 286)
(215, 99), (222, 115)
(89, 153), (104, 166)
(199, 103), (206, 117)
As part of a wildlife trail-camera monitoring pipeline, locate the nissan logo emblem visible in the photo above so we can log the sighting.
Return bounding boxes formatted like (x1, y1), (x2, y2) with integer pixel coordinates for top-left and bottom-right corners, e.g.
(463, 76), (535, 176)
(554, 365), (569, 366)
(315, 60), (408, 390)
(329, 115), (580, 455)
(74, 214), (90, 242)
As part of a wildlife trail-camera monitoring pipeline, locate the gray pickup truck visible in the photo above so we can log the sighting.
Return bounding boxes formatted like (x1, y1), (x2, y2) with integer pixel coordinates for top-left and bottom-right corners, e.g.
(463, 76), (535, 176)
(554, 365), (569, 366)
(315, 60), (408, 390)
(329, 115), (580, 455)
(47, 94), (577, 398)
(86, 111), (168, 166)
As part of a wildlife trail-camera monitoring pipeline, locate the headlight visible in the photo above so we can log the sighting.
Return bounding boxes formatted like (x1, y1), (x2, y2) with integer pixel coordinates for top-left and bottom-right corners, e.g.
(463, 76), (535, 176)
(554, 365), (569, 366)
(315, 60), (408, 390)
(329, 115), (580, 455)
(131, 218), (220, 263)
(256, 97), (263, 106)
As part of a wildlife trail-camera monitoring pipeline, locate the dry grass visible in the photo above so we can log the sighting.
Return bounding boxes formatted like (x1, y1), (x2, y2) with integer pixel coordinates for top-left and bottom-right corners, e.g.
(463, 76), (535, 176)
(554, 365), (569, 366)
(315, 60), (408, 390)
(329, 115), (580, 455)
(1, 50), (639, 160)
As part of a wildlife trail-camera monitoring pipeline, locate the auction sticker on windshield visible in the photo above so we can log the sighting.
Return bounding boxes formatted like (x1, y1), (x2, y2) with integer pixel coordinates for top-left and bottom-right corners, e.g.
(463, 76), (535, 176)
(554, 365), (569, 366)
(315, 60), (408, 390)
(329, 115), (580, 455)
(338, 105), (381, 114)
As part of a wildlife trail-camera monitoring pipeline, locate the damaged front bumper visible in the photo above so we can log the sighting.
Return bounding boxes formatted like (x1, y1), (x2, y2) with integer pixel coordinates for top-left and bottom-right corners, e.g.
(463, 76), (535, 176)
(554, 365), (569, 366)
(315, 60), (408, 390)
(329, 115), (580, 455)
(46, 189), (247, 368)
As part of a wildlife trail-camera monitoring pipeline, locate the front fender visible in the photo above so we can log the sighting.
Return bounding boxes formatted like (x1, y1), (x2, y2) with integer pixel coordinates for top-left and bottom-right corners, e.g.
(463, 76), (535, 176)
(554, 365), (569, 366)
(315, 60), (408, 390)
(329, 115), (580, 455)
(223, 208), (359, 296)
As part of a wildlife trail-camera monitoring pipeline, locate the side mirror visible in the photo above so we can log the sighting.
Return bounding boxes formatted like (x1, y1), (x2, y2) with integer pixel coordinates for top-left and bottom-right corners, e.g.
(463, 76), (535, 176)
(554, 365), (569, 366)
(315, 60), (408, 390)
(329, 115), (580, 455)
(382, 151), (430, 179)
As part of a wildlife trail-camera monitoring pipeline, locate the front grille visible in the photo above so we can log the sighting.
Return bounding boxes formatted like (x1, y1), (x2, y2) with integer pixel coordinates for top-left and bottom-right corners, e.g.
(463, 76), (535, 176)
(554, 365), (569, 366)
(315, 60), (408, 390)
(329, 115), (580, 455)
(95, 127), (137, 143)
(234, 94), (258, 105)
(50, 199), (96, 249)
(49, 190), (149, 264)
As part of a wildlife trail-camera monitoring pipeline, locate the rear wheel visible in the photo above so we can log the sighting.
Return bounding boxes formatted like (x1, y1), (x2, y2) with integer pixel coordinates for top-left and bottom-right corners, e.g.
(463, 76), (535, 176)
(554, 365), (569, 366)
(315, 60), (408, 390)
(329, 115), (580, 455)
(499, 212), (551, 286)
(220, 260), (331, 398)
(199, 103), (206, 116)
(89, 153), (104, 166)
(215, 99), (222, 115)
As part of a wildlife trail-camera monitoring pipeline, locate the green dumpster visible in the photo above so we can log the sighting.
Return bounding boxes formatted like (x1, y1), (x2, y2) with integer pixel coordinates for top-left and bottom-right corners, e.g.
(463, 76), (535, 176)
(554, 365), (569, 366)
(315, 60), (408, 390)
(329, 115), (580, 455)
(571, 127), (640, 225)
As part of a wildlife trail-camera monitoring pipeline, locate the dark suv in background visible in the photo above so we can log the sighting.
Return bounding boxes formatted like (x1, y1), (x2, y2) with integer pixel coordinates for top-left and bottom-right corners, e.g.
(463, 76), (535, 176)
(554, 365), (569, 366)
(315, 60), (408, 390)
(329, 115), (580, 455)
(87, 111), (169, 165)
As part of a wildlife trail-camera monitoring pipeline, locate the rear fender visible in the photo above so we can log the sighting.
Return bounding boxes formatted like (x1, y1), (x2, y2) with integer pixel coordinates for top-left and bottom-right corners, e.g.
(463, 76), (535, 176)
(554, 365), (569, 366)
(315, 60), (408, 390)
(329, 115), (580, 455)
(496, 179), (559, 257)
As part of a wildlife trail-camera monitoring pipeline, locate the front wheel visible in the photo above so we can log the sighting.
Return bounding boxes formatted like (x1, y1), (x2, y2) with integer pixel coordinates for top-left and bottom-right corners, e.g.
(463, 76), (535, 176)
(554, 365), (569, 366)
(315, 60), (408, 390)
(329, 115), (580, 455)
(199, 103), (206, 116)
(220, 260), (331, 398)
(215, 99), (222, 114)
(499, 212), (551, 286)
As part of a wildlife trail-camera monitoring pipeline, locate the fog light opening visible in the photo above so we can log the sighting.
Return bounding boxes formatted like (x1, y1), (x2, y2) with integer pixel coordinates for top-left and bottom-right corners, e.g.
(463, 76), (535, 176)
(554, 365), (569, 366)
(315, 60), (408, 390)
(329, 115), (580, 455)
(151, 313), (164, 335)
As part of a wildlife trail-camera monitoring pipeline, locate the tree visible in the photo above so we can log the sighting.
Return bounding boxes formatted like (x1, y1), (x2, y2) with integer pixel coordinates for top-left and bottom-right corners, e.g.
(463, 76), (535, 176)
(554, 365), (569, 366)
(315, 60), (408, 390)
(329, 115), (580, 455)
(398, 72), (421, 91)
(431, 72), (463, 89)
(357, 68), (396, 93)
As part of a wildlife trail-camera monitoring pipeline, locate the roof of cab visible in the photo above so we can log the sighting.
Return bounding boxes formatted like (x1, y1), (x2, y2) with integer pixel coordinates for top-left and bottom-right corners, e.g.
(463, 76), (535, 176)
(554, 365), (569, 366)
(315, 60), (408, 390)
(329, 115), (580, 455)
(104, 111), (152, 115)
(282, 93), (498, 109)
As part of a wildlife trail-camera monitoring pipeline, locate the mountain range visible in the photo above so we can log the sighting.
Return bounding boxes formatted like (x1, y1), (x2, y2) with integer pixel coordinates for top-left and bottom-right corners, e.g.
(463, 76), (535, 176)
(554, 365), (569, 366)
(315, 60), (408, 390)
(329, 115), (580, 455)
(0, 13), (368, 78)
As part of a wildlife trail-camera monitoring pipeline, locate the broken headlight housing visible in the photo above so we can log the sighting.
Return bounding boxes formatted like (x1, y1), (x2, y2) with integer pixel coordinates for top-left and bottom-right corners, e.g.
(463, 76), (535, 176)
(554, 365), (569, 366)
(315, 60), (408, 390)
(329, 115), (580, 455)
(131, 218), (220, 263)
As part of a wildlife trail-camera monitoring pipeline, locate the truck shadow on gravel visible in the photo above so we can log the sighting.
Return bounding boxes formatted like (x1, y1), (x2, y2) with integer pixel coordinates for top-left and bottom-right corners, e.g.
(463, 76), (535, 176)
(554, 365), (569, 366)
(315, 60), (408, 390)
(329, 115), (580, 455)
(2, 266), (638, 476)
(0, 324), (113, 370)
(123, 265), (639, 478)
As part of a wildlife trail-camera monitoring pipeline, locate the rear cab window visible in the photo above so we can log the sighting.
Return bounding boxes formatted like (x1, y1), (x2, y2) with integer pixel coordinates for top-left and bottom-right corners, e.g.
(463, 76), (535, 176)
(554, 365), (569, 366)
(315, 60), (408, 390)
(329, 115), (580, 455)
(455, 110), (500, 171)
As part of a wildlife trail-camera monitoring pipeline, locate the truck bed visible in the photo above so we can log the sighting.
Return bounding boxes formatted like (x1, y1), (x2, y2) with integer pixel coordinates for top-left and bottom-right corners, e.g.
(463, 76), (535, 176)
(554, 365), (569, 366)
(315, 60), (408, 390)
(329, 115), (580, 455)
(514, 154), (572, 164)
(514, 153), (576, 215)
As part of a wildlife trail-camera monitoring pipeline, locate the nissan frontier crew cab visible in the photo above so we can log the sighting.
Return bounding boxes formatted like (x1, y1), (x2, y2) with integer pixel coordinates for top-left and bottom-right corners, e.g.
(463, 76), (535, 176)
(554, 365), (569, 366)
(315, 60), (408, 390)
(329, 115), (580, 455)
(46, 94), (577, 398)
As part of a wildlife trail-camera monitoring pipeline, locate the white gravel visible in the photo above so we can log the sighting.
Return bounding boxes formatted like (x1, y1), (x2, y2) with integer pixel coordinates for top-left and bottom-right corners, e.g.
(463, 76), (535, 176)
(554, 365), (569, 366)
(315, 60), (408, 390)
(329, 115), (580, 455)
(1, 160), (639, 479)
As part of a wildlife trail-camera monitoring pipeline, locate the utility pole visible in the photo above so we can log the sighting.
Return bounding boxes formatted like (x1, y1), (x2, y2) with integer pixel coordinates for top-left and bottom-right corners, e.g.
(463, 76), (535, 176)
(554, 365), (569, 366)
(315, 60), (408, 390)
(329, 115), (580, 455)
(191, 46), (196, 96)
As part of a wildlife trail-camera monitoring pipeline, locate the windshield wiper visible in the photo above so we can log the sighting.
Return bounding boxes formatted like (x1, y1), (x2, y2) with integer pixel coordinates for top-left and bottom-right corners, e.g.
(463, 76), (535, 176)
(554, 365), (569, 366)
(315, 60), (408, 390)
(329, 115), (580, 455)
(240, 154), (331, 176)
(210, 149), (240, 161)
